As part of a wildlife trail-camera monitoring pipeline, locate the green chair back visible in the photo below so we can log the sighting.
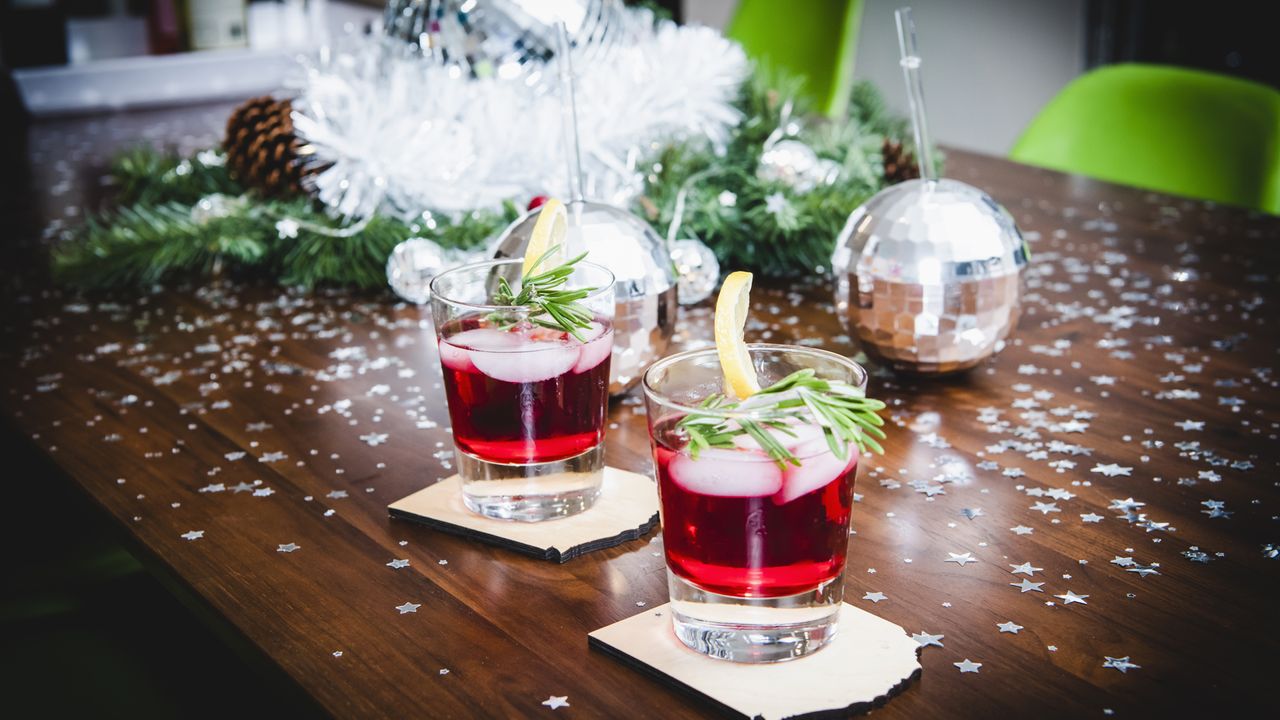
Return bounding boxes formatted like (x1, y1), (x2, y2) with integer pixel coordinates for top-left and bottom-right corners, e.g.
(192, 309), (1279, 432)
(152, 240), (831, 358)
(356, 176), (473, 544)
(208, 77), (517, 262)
(727, 0), (864, 118)
(1010, 63), (1280, 214)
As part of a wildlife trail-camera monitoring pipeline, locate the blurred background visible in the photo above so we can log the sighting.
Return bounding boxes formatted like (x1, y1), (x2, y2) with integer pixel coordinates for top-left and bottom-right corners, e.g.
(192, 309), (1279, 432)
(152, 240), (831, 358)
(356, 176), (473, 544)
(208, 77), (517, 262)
(2, 0), (1275, 155)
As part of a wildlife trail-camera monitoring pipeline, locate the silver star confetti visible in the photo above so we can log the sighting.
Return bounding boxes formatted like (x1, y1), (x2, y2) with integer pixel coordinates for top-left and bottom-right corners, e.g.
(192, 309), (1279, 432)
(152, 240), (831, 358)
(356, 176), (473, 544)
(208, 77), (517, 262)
(1011, 579), (1045, 593)
(1103, 656), (1140, 673)
(911, 632), (944, 648)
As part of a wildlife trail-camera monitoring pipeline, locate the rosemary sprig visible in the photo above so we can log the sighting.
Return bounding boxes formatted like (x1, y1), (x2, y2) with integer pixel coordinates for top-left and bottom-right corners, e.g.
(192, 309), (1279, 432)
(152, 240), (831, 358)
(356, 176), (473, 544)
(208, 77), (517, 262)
(491, 245), (598, 341)
(676, 368), (886, 468)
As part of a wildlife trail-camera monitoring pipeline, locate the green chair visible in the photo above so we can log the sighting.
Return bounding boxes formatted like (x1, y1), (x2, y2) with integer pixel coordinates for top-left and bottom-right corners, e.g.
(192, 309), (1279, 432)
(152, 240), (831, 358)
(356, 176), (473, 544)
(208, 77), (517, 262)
(727, 0), (864, 118)
(1011, 63), (1280, 214)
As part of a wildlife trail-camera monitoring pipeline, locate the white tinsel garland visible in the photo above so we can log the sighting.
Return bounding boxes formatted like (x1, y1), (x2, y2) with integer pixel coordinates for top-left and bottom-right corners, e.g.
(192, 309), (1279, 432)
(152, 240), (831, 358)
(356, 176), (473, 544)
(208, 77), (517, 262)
(290, 9), (748, 220)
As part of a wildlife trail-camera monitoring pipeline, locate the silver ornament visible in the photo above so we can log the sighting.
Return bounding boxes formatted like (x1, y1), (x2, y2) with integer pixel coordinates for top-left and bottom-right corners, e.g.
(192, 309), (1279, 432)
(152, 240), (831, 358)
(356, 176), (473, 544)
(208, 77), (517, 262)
(757, 139), (818, 191)
(831, 178), (1029, 374)
(387, 237), (451, 304)
(382, 0), (623, 79)
(669, 238), (720, 306)
(491, 200), (678, 395)
(757, 139), (840, 192)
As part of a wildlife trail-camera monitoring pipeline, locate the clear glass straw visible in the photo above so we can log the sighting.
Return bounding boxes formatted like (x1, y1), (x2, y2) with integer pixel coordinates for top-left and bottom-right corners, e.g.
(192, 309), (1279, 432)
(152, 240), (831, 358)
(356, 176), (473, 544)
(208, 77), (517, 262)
(894, 7), (937, 181)
(555, 21), (587, 202)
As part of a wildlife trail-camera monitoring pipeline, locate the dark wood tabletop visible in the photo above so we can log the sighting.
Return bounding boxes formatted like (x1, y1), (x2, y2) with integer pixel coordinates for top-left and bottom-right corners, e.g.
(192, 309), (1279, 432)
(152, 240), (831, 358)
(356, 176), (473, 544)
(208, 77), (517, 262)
(3, 103), (1278, 719)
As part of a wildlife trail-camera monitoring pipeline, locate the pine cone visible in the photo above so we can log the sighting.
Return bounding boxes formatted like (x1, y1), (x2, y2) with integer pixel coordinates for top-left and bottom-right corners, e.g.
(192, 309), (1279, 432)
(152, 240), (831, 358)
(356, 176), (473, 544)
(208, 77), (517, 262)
(881, 138), (920, 185)
(224, 96), (312, 197)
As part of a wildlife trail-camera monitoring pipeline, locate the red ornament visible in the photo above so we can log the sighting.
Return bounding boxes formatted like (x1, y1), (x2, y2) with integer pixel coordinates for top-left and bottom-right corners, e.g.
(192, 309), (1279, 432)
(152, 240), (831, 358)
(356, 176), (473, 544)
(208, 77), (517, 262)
(527, 195), (549, 211)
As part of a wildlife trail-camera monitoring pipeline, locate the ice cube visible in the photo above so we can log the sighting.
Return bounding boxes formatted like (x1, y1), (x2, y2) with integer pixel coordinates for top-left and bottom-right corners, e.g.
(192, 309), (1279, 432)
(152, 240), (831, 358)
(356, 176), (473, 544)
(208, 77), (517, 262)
(774, 439), (858, 504)
(669, 448), (782, 497)
(572, 323), (613, 374)
(438, 339), (476, 372)
(439, 328), (523, 373)
(470, 338), (578, 384)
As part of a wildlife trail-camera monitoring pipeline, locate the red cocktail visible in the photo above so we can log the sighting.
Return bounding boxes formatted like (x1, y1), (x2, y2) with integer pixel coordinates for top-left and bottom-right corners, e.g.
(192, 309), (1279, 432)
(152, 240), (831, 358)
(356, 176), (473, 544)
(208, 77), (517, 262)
(438, 315), (612, 464)
(643, 344), (873, 662)
(651, 417), (856, 598)
(430, 257), (615, 522)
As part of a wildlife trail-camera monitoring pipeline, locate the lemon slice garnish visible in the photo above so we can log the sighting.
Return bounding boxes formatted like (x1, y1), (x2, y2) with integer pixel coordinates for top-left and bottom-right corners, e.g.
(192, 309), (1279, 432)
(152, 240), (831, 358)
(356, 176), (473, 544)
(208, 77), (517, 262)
(714, 271), (760, 399)
(523, 198), (568, 276)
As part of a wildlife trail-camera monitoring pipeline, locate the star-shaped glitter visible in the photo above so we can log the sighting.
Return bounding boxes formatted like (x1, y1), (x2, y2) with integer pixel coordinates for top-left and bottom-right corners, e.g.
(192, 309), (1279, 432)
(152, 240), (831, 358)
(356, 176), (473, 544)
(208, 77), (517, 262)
(1110, 556), (1136, 567)
(1091, 463), (1132, 477)
(1030, 501), (1060, 515)
(1090, 375), (1116, 385)
(1010, 525), (1034, 535)
(359, 432), (389, 447)
(395, 602), (421, 614)
(911, 632), (945, 648)
(387, 559), (410, 569)
(277, 543), (300, 553)
(1126, 565), (1160, 577)
(1174, 419), (1204, 431)
(997, 621), (1023, 634)
(1080, 513), (1104, 523)
(1010, 579), (1044, 593)
(954, 659), (982, 673)
(245, 421), (272, 432)
(1103, 656), (1140, 673)
(862, 591), (888, 603)
(231, 481), (256, 493)
(1009, 562), (1043, 576)
(1057, 420), (1089, 433)
(181, 530), (204, 541)
(1109, 497), (1145, 511)
(1054, 591), (1089, 605)
(542, 696), (570, 709)
(961, 507), (984, 520)
(945, 552), (978, 566)
(259, 451), (288, 463)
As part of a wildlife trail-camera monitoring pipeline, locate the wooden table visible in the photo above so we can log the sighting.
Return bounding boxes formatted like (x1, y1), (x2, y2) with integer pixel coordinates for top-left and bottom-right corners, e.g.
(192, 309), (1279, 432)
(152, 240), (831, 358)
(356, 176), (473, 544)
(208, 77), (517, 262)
(3, 104), (1278, 719)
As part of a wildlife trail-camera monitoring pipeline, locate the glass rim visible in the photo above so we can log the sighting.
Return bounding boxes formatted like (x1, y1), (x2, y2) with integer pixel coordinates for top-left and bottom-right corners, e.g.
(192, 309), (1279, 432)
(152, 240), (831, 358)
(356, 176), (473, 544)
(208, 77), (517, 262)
(429, 257), (615, 314)
(642, 343), (869, 419)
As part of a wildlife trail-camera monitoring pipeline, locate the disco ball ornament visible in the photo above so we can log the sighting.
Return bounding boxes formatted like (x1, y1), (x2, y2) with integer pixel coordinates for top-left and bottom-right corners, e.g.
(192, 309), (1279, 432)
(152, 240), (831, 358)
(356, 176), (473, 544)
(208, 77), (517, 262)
(381, 0), (624, 80)
(492, 200), (678, 394)
(669, 238), (720, 305)
(831, 178), (1029, 375)
(757, 139), (840, 192)
(387, 237), (458, 303)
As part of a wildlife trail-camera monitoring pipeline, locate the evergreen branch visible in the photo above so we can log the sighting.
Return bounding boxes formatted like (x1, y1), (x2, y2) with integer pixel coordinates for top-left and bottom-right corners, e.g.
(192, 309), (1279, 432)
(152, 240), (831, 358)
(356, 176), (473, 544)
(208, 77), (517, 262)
(676, 368), (886, 468)
(491, 247), (599, 341)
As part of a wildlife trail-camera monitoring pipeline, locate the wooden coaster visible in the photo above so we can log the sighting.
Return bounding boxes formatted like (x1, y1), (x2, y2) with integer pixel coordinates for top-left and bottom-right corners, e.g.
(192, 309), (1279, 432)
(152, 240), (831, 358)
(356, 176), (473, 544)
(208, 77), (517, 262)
(588, 603), (921, 719)
(388, 467), (659, 563)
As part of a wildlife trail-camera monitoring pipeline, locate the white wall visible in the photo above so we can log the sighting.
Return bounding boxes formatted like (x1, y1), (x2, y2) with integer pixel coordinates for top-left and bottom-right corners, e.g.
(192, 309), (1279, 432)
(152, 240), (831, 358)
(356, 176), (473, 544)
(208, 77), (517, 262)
(684, 0), (1086, 157)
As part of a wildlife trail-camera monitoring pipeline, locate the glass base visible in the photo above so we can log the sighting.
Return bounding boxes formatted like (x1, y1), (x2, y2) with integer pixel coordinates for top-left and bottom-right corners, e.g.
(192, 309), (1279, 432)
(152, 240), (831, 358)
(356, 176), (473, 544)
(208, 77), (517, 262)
(667, 569), (843, 663)
(456, 444), (604, 522)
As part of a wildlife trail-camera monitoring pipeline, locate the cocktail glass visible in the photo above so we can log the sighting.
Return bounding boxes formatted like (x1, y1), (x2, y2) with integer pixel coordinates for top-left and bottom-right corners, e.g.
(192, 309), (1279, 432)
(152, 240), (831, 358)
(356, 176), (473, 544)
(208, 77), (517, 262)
(429, 258), (615, 521)
(642, 344), (868, 662)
